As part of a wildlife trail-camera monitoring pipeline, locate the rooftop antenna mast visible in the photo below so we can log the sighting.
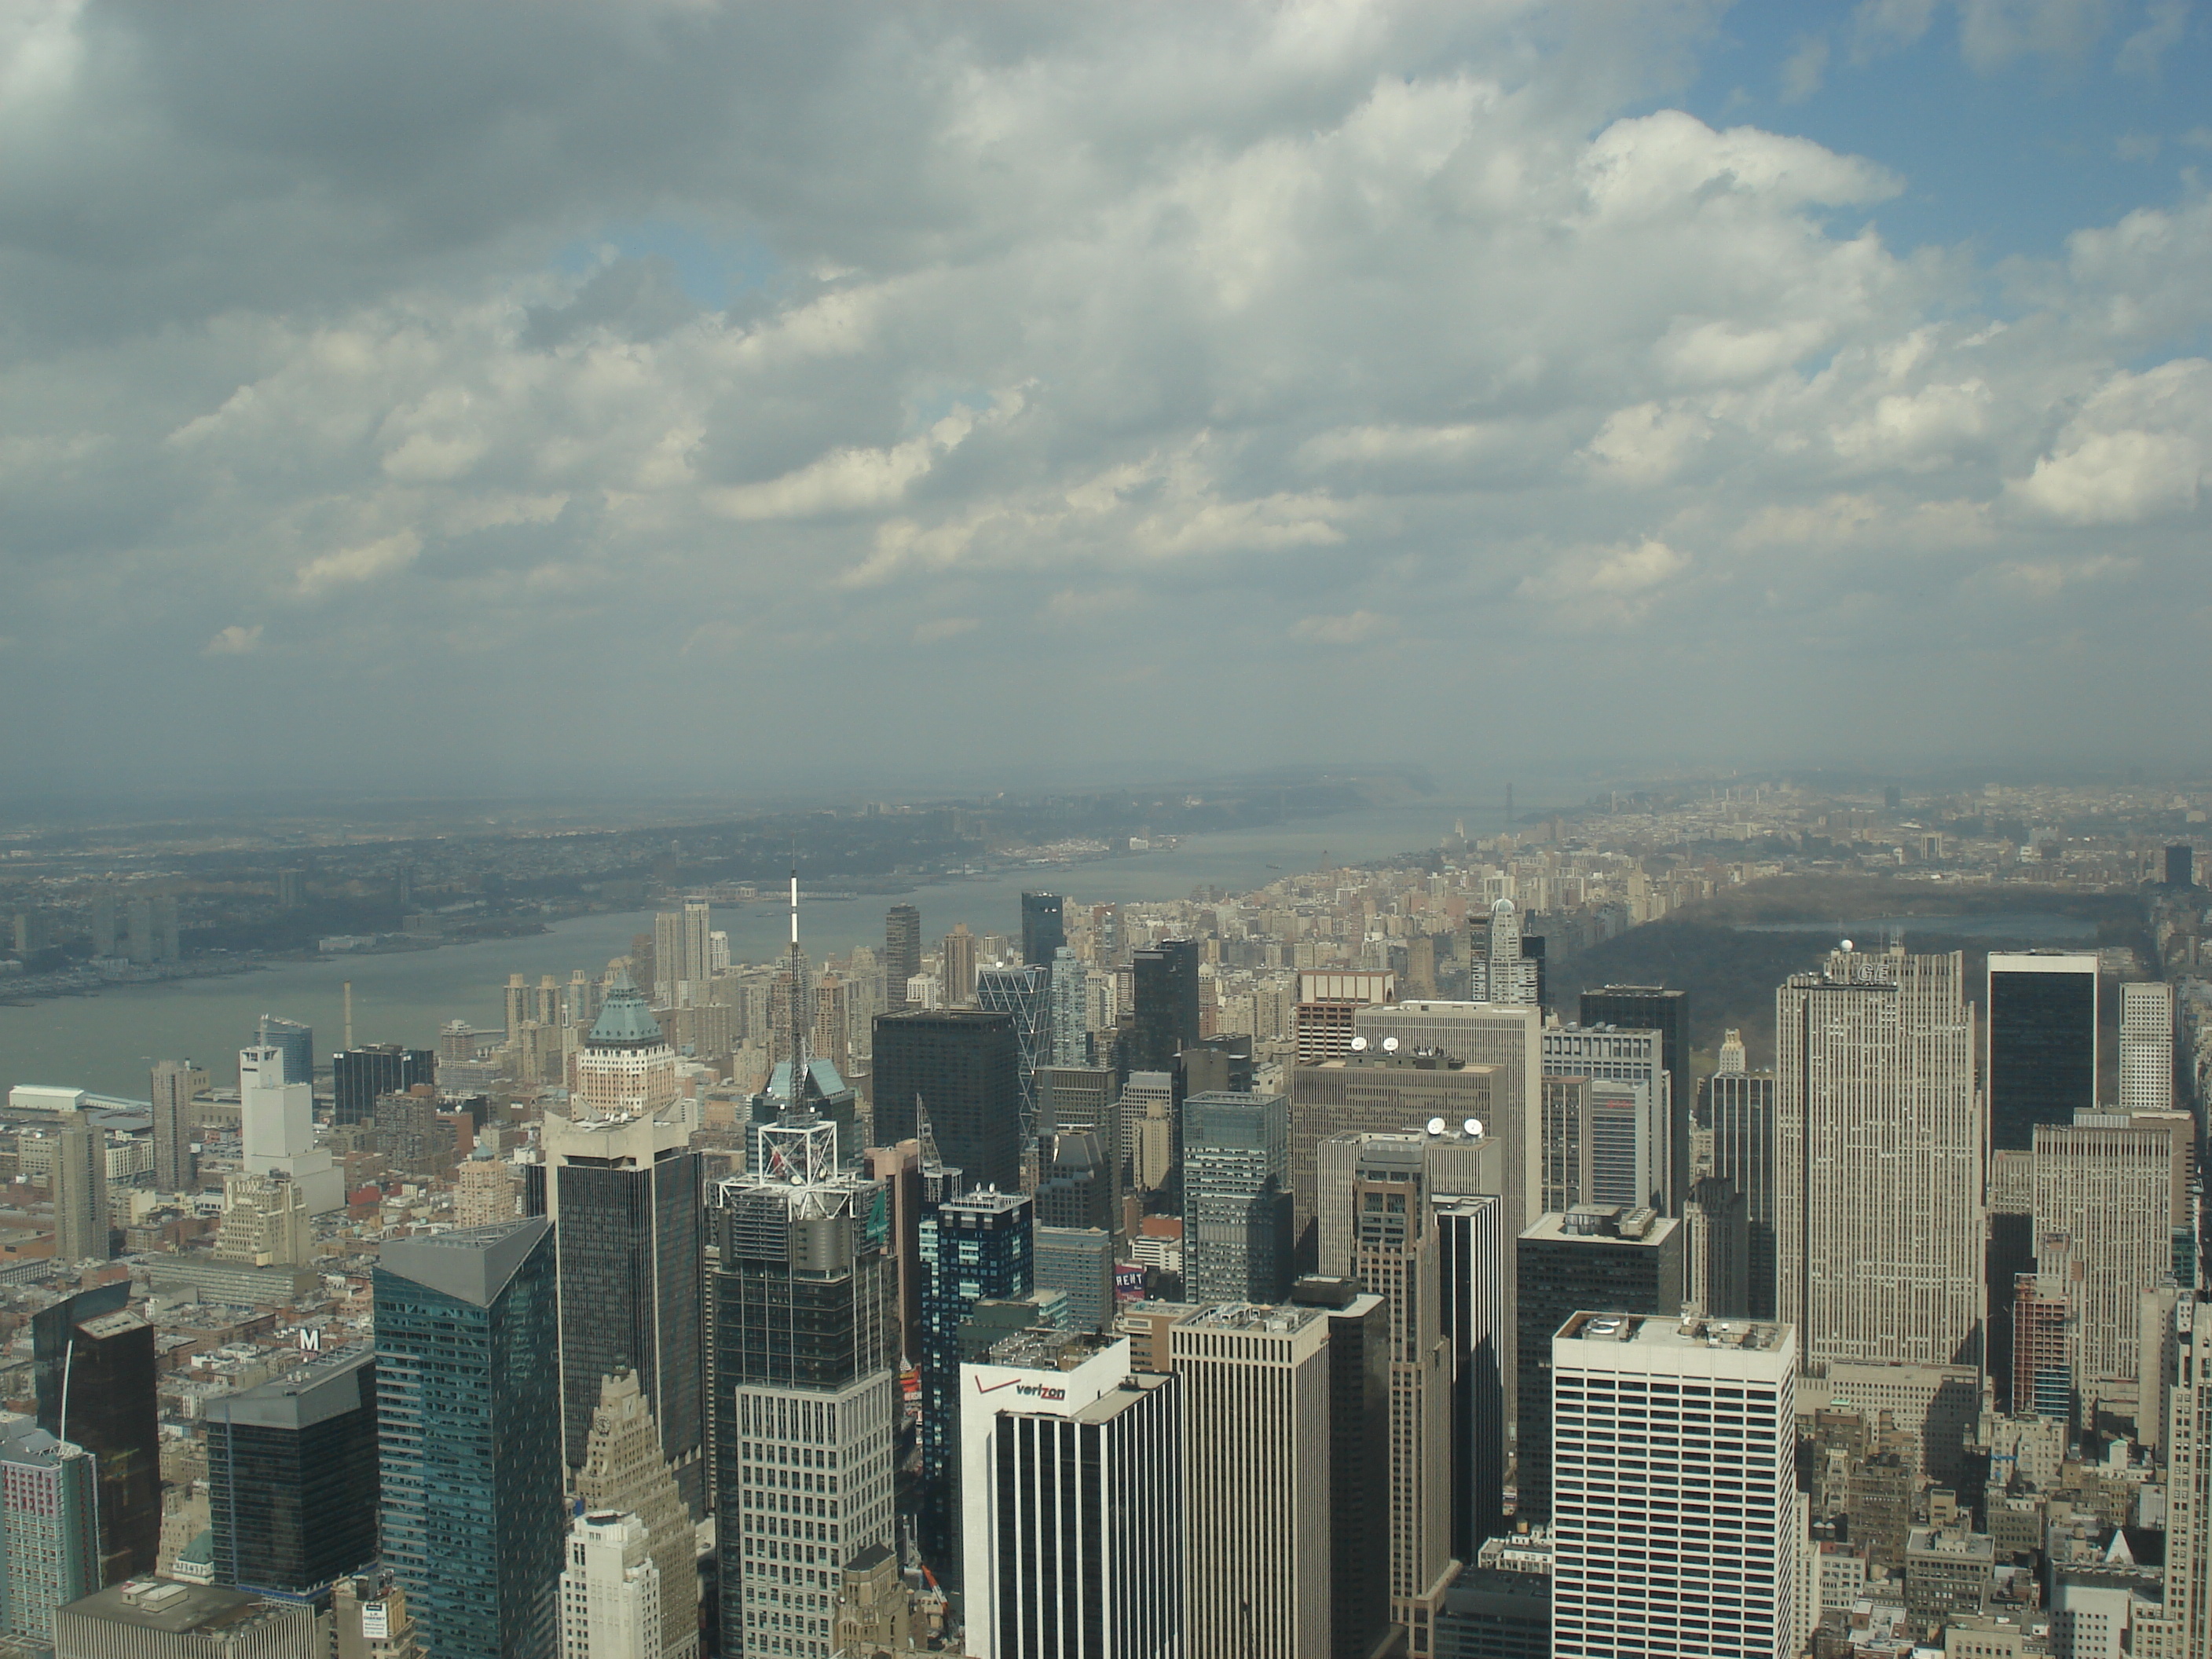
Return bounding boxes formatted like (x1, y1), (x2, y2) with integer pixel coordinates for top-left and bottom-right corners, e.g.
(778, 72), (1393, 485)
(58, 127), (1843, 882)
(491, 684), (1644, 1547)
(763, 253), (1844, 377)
(785, 858), (813, 1119)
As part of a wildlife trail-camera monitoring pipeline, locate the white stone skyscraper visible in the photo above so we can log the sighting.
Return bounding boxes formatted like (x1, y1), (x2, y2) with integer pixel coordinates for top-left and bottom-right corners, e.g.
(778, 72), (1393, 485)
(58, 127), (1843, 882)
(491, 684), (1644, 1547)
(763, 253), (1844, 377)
(1550, 1312), (1801, 1658)
(1478, 900), (1540, 1006)
(561, 1511), (660, 1659)
(1776, 947), (1982, 1369)
(958, 1332), (1178, 1659)
(2120, 980), (2177, 1115)
(239, 1046), (344, 1214)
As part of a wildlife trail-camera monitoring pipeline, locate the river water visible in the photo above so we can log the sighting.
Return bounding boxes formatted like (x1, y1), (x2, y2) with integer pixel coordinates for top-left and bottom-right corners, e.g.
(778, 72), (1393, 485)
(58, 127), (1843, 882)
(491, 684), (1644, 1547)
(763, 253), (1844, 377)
(1, 793), (1528, 1099)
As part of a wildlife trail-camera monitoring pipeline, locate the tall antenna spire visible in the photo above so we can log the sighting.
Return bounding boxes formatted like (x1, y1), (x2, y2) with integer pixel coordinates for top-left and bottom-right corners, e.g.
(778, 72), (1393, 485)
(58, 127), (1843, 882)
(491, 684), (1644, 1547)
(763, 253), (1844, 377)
(785, 861), (813, 1117)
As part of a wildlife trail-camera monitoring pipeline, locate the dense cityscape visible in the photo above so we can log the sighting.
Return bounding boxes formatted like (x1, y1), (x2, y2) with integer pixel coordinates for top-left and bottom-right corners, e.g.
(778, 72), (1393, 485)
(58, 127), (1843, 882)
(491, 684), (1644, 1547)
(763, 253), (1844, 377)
(0, 771), (2210, 1656)
(7, 2), (2210, 1655)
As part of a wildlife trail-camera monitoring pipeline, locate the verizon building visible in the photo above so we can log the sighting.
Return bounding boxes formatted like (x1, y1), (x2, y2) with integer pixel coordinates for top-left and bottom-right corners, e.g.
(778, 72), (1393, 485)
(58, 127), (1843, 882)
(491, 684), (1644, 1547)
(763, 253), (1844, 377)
(958, 1332), (1179, 1659)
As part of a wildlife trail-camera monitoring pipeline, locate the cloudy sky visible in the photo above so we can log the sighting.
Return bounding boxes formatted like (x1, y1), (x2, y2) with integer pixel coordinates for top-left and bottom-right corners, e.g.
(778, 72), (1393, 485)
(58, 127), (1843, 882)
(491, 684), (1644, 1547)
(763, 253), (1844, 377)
(2, 1), (2207, 802)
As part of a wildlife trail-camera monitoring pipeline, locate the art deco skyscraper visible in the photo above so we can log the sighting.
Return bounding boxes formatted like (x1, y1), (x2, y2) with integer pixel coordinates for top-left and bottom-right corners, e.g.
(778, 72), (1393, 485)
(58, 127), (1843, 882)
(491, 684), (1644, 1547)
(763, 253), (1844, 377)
(2144, 1298), (2212, 1657)
(573, 1372), (699, 1659)
(1313, 1132), (1467, 1657)
(572, 972), (683, 1121)
(1777, 947), (1982, 1369)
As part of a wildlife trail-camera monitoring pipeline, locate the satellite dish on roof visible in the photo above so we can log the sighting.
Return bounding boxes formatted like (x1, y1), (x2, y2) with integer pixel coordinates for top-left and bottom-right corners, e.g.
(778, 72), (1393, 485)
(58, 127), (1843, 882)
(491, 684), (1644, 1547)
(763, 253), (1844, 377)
(1382, 1036), (1400, 1053)
(1464, 1118), (1483, 1137)
(1426, 1116), (1446, 1135)
(1349, 1036), (1368, 1052)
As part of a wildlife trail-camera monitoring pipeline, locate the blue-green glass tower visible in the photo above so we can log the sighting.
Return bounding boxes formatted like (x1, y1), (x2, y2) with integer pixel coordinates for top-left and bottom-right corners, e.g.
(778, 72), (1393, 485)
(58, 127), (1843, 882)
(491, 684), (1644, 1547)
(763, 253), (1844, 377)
(374, 1218), (562, 1659)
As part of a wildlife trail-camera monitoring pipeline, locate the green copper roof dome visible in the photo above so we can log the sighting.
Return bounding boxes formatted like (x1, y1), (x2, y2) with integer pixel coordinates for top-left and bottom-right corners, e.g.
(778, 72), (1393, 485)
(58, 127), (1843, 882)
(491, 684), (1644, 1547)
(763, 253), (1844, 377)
(587, 969), (665, 1047)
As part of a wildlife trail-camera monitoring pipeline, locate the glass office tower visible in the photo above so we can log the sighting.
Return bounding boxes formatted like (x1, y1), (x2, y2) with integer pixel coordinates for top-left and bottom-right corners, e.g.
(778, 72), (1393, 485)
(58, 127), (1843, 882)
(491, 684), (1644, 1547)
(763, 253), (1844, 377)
(205, 1343), (379, 1599)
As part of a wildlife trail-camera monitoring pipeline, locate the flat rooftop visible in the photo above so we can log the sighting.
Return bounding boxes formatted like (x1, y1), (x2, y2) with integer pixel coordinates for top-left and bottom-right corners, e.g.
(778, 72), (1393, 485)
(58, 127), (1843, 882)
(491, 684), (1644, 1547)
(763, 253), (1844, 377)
(1558, 1312), (1789, 1353)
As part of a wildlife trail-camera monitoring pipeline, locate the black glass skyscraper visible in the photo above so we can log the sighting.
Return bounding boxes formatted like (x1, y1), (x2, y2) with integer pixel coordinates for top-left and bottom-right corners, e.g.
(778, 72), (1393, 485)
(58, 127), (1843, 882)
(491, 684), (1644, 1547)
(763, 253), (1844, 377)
(1019, 892), (1064, 968)
(1130, 939), (1201, 1073)
(34, 1283), (160, 1585)
(544, 1132), (704, 1514)
(1987, 953), (2097, 1151)
(2169, 844), (2196, 888)
(916, 1188), (1031, 1576)
(870, 1009), (1022, 1192)
(1578, 986), (1689, 1214)
(205, 1344), (379, 1598)
(375, 1218), (562, 1659)
(1513, 1207), (1684, 1523)
(333, 1044), (434, 1127)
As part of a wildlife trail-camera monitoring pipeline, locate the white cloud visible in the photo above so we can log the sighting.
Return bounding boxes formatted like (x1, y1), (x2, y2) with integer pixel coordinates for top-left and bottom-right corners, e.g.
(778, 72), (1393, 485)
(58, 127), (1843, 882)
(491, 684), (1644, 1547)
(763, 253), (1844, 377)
(1291, 610), (1394, 644)
(295, 531), (423, 598)
(2008, 359), (2211, 524)
(1988, 553), (2138, 595)
(1781, 35), (1830, 103)
(912, 615), (980, 644)
(203, 623), (262, 655)
(1585, 403), (1710, 485)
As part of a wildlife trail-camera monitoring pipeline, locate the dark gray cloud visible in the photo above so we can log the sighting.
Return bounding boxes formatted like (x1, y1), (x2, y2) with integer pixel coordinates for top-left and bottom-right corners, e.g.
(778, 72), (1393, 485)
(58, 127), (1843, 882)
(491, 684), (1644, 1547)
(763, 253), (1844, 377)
(0, 0), (2207, 798)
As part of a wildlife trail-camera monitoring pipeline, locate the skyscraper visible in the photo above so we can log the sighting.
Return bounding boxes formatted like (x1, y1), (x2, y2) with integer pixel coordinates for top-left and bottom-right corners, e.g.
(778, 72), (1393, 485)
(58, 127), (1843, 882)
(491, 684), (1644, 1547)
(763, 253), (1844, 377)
(1173, 1301), (1331, 1657)
(1181, 1090), (1291, 1306)
(2031, 1111), (2192, 1423)
(1435, 1191), (1510, 1556)
(1778, 948), (1982, 1368)
(1477, 901), (1540, 1006)
(1019, 892), (1065, 969)
(149, 1060), (196, 1196)
(871, 1009), (1023, 1194)
(709, 1119), (895, 1657)
(1549, 1313), (1800, 1659)
(1047, 947), (1088, 1068)
(976, 963), (1051, 1130)
(652, 910), (686, 1008)
(2144, 1298), (2212, 1657)
(204, 1344), (379, 1599)
(1032, 1226), (1116, 1334)
(1706, 1035), (1779, 1320)
(333, 1044), (434, 1128)
(572, 972), (682, 1121)
(884, 906), (922, 1013)
(2167, 844), (2196, 888)
(943, 925), (980, 1006)
(0, 1415), (100, 1643)
(251, 1017), (315, 1086)
(572, 1372), (699, 1659)
(1986, 951), (2098, 1152)
(1513, 1207), (1686, 1523)
(539, 1107), (705, 1514)
(1287, 1047), (1496, 1266)
(34, 1283), (159, 1584)
(1313, 1133), (1463, 1656)
(1129, 940), (1200, 1073)
(917, 1188), (1032, 1575)
(560, 1511), (660, 1659)
(239, 1045), (343, 1214)
(2119, 980), (2177, 1115)
(50, 1112), (108, 1266)
(1577, 986), (1689, 1214)
(375, 1218), (563, 1659)
(1541, 1025), (1672, 1213)
(958, 1331), (1178, 1659)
